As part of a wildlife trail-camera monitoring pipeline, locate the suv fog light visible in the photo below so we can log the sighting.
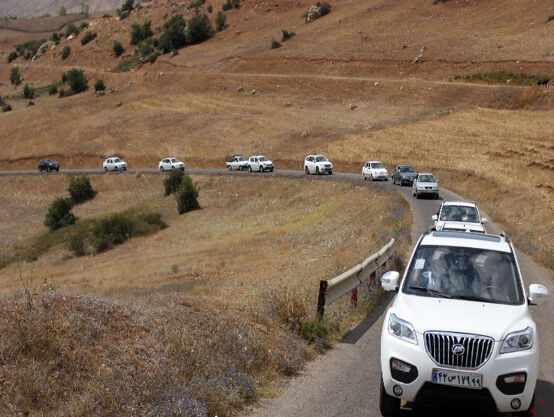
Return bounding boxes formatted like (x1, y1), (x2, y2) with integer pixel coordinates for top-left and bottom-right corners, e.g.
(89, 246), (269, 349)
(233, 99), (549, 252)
(391, 358), (412, 373)
(393, 385), (403, 396)
(504, 374), (526, 384)
(510, 398), (521, 410)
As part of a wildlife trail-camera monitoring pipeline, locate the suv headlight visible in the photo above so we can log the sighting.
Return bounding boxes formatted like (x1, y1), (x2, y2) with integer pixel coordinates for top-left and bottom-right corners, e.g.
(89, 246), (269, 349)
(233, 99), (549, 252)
(500, 327), (533, 354)
(388, 314), (418, 345)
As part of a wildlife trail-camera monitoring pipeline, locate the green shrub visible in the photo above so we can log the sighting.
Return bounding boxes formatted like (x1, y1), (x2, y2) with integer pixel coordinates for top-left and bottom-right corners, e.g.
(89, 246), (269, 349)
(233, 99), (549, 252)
(163, 169), (185, 195)
(159, 14), (187, 52)
(316, 1), (331, 16)
(2, 104), (12, 113)
(271, 39), (281, 49)
(121, 0), (134, 13)
(10, 67), (22, 86)
(23, 84), (35, 99)
(67, 229), (88, 256)
(281, 29), (295, 41)
(137, 38), (159, 63)
(92, 211), (166, 252)
(187, 13), (213, 45)
(222, 0), (240, 10)
(81, 31), (97, 45)
(44, 198), (76, 231)
(113, 40), (125, 57)
(216, 11), (227, 31)
(175, 177), (200, 214)
(65, 23), (79, 38)
(15, 39), (46, 60)
(130, 20), (153, 45)
(62, 68), (88, 94)
(68, 176), (96, 204)
(27, 101), (35, 107)
(61, 45), (71, 60)
(7, 51), (17, 63)
(49, 84), (58, 95)
(58, 89), (66, 97)
(188, 0), (205, 8)
(50, 32), (61, 43)
(79, 22), (90, 31)
(94, 79), (106, 92)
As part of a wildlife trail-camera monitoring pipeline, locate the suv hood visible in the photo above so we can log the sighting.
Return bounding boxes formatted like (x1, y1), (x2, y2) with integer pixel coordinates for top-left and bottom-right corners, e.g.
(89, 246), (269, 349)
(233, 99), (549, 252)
(437, 220), (484, 232)
(392, 294), (531, 341)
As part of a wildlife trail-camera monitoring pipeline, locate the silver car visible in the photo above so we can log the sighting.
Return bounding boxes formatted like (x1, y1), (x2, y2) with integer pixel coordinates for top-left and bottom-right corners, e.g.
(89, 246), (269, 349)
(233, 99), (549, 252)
(412, 173), (439, 199)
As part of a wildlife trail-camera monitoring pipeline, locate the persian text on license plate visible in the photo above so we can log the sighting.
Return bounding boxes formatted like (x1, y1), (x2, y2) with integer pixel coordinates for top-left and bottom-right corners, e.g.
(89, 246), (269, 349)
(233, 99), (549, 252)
(432, 368), (482, 389)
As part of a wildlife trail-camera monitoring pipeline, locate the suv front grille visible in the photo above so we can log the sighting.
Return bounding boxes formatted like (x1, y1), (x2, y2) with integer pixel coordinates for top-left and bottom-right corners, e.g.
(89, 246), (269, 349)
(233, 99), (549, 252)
(424, 331), (494, 370)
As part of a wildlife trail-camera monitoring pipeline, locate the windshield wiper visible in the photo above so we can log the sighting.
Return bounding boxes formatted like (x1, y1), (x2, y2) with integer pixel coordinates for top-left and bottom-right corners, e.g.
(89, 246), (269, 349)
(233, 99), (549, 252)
(453, 295), (505, 304)
(408, 286), (452, 299)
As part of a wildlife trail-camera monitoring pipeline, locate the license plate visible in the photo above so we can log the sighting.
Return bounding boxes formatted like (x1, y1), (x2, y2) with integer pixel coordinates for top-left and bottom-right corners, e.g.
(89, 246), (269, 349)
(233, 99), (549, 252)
(432, 368), (482, 389)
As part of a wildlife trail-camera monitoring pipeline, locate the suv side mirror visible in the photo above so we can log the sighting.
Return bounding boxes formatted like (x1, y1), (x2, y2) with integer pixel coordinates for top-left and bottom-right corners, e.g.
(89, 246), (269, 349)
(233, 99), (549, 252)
(431, 215), (438, 222)
(528, 284), (549, 305)
(481, 218), (488, 224)
(381, 271), (400, 292)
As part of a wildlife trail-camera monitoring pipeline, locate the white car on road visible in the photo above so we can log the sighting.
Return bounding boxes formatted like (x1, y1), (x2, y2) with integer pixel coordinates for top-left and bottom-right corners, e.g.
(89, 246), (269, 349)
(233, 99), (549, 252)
(226, 155), (248, 171)
(248, 155), (274, 172)
(159, 157), (185, 172)
(103, 157), (127, 172)
(304, 154), (333, 175)
(432, 201), (487, 233)
(362, 161), (388, 181)
(379, 230), (548, 416)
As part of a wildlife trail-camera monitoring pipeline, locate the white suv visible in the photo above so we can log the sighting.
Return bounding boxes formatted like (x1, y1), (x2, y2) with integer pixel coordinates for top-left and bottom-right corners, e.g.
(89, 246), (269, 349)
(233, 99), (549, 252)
(433, 201), (487, 233)
(362, 161), (388, 181)
(159, 157), (185, 172)
(379, 230), (548, 416)
(304, 154), (333, 175)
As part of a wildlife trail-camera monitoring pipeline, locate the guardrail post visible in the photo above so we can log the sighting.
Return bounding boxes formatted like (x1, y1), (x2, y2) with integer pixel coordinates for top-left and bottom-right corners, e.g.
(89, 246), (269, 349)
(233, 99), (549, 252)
(317, 280), (328, 319)
(351, 288), (358, 306)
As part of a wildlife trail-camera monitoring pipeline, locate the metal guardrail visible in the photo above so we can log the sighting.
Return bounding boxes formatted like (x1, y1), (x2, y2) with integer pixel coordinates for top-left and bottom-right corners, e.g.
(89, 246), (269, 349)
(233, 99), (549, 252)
(317, 239), (395, 318)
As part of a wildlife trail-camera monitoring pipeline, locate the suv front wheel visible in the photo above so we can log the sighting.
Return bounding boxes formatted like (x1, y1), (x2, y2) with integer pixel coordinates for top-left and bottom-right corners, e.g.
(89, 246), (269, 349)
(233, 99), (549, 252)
(379, 378), (400, 416)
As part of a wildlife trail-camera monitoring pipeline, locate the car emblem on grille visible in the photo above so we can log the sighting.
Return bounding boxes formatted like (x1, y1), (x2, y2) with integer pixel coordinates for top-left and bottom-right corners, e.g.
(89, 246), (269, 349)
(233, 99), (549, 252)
(452, 344), (465, 356)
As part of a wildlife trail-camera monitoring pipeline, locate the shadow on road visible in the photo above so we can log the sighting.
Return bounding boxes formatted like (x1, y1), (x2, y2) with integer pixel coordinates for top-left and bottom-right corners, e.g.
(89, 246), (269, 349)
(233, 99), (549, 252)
(341, 293), (393, 345)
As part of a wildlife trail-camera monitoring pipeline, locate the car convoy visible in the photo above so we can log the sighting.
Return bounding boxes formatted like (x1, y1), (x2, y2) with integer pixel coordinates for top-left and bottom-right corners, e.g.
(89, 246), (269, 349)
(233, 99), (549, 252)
(30, 152), (549, 416)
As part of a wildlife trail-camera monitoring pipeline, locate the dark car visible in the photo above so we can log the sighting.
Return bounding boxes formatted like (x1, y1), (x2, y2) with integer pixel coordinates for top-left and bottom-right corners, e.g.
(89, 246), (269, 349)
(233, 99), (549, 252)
(392, 164), (417, 185)
(38, 159), (60, 172)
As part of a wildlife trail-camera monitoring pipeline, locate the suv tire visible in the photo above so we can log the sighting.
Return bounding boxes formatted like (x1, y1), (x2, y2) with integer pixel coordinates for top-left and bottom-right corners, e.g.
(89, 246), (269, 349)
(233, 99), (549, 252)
(379, 378), (400, 416)
(316, 166), (320, 175)
(249, 166), (253, 172)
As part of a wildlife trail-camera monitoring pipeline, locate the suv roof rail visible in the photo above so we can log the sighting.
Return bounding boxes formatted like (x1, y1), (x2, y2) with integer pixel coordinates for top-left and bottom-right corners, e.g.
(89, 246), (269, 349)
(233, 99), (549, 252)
(499, 231), (511, 243)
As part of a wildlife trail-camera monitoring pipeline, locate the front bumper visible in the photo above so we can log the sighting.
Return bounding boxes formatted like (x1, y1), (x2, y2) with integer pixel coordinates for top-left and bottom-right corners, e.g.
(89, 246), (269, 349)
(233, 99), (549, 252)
(373, 173), (388, 180)
(319, 166), (333, 173)
(416, 188), (439, 195)
(381, 329), (538, 413)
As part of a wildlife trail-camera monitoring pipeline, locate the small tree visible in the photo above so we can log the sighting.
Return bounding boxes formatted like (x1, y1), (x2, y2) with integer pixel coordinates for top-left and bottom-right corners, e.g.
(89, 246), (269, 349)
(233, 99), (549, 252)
(23, 84), (35, 99)
(113, 40), (125, 57)
(271, 39), (281, 49)
(316, 1), (331, 16)
(59, 5), (67, 16)
(187, 13), (213, 45)
(44, 197), (76, 231)
(175, 177), (200, 214)
(62, 68), (88, 94)
(216, 11), (226, 31)
(65, 23), (79, 37)
(159, 14), (187, 52)
(67, 229), (88, 256)
(164, 169), (185, 196)
(68, 176), (96, 204)
(81, 31), (97, 45)
(281, 29), (295, 41)
(79, 22), (89, 31)
(130, 21), (153, 45)
(49, 84), (58, 95)
(10, 67), (22, 86)
(94, 79), (106, 92)
(2, 104), (12, 113)
(7, 51), (17, 63)
(50, 32), (61, 43)
(61, 45), (71, 59)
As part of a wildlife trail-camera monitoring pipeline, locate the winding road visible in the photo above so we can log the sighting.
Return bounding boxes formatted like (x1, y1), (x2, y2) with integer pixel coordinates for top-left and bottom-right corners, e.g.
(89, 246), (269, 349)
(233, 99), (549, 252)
(2, 167), (552, 417)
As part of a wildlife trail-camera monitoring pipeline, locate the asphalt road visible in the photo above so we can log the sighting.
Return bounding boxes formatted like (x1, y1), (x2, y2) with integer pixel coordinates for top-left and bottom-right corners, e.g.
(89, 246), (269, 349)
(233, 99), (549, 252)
(2, 168), (552, 417)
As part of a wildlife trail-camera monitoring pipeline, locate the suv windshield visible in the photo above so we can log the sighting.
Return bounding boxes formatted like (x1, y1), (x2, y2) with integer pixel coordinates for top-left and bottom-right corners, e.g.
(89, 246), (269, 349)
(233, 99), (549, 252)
(371, 163), (384, 169)
(440, 206), (479, 223)
(418, 175), (436, 182)
(403, 245), (523, 305)
(400, 166), (415, 172)
(113, 158), (122, 163)
(259, 157), (267, 162)
(315, 156), (327, 162)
